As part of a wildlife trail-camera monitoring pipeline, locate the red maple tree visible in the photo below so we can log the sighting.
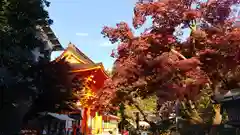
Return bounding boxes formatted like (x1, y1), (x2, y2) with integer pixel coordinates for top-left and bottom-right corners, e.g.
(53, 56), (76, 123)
(100, 0), (240, 122)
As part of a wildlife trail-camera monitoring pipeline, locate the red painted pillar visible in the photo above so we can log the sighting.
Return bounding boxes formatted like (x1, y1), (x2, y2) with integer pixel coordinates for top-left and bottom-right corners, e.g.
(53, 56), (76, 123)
(81, 108), (87, 134)
(73, 124), (76, 135)
(86, 108), (90, 134)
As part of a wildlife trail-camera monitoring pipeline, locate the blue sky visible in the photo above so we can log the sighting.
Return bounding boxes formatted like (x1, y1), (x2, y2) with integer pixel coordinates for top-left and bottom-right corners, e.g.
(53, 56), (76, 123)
(49, 0), (151, 69)
(48, 0), (239, 70)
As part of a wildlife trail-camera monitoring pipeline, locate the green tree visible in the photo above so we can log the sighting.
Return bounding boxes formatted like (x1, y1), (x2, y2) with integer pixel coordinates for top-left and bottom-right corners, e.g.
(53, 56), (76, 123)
(124, 96), (156, 122)
(0, 0), (79, 134)
(123, 96), (157, 133)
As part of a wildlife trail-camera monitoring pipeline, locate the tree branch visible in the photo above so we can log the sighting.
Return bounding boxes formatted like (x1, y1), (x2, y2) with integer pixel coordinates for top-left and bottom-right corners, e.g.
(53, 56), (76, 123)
(171, 49), (186, 60)
(132, 101), (151, 124)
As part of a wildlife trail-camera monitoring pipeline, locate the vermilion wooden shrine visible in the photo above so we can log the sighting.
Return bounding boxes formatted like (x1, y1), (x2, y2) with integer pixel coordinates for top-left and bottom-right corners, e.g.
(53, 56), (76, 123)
(54, 43), (119, 134)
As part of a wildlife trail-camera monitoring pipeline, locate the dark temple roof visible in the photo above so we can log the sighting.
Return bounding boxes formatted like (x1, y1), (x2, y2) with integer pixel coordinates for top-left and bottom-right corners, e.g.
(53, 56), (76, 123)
(41, 25), (64, 51)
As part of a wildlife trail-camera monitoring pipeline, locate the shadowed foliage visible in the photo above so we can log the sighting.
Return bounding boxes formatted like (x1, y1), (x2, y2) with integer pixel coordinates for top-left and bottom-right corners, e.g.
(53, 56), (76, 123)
(0, 0), (83, 134)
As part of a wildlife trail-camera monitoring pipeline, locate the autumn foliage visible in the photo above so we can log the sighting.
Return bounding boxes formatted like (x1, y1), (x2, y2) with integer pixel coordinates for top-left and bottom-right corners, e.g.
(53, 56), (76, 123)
(101, 0), (240, 113)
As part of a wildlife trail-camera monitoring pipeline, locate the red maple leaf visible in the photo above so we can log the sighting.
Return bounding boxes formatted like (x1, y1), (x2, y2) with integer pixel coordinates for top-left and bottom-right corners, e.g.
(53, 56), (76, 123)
(100, 0), (240, 115)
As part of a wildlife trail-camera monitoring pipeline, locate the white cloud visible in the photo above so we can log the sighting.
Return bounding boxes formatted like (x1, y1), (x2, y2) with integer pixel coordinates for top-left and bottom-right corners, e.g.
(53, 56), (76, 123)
(99, 41), (114, 47)
(76, 32), (88, 36)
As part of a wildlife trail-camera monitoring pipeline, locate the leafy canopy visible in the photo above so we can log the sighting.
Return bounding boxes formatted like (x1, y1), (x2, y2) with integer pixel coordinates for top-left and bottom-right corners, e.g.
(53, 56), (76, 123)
(0, 0), (60, 134)
(101, 0), (240, 106)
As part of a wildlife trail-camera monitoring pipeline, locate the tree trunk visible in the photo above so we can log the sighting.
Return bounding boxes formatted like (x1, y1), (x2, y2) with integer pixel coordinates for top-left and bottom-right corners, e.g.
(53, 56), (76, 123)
(132, 102), (160, 134)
